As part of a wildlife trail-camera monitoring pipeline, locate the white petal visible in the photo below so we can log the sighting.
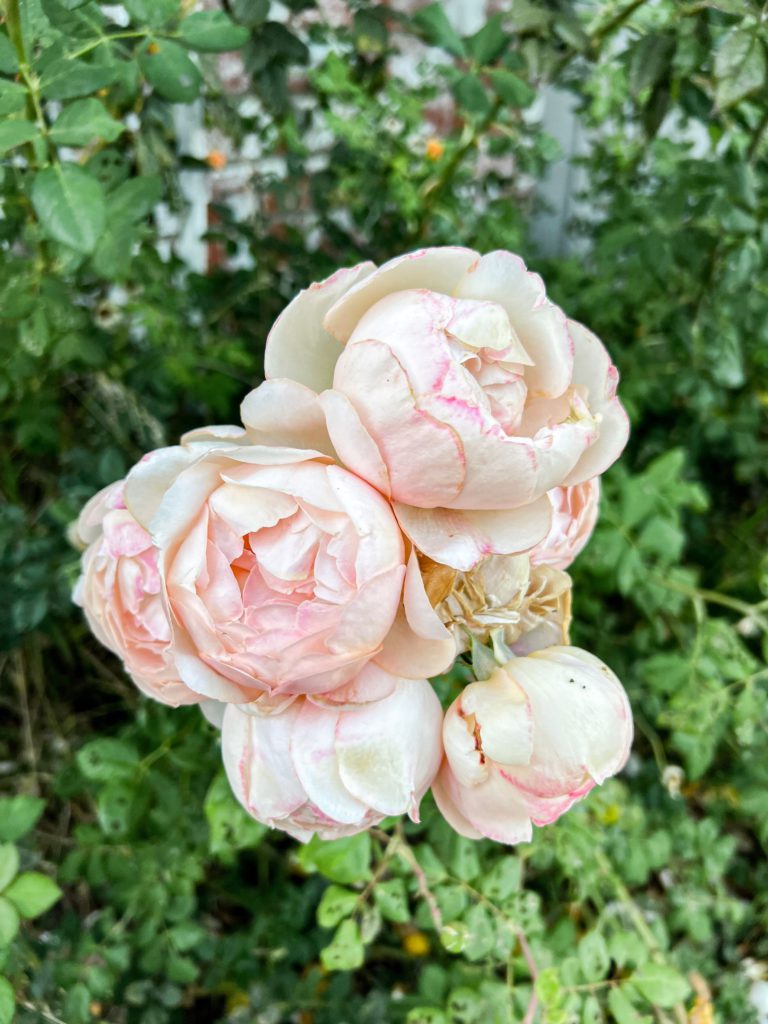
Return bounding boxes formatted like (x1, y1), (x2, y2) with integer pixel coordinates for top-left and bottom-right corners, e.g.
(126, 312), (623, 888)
(240, 379), (335, 455)
(335, 678), (443, 817)
(124, 445), (201, 531)
(264, 262), (376, 390)
(461, 668), (534, 767)
(291, 702), (369, 824)
(320, 389), (391, 497)
(221, 703), (307, 822)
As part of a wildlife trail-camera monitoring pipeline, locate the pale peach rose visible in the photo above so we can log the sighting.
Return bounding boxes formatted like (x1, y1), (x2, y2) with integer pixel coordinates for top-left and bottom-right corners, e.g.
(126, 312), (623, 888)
(73, 481), (200, 707)
(432, 647), (633, 844)
(221, 670), (443, 841)
(529, 479), (600, 570)
(265, 248), (629, 571)
(123, 382), (455, 708)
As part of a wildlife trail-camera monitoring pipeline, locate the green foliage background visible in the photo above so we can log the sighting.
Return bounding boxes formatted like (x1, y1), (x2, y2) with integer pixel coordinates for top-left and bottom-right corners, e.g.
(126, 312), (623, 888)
(1, 1), (768, 1022)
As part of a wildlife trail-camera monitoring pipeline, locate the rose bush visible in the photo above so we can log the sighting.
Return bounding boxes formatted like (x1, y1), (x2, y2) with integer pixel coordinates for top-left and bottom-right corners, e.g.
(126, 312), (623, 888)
(433, 647), (633, 844)
(265, 248), (628, 570)
(221, 670), (443, 840)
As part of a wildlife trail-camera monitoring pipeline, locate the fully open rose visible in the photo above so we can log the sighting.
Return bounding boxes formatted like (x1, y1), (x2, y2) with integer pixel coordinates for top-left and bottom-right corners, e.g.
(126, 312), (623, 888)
(432, 647), (633, 845)
(221, 671), (443, 840)
(73, 481), (200, 707)
(121, 384), (455, 708)
(265, 248), (628, 570)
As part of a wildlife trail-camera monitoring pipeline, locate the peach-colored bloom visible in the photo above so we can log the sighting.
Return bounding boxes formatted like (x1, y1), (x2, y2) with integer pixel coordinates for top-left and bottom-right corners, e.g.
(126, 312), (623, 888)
(265, 248), (628, 571)
(432, 647), (632, 844)
(530, 478), (600, 570)
(221, 670), (443, 841)
(74, 481), (200, 707)
(123, 383), (454, 707)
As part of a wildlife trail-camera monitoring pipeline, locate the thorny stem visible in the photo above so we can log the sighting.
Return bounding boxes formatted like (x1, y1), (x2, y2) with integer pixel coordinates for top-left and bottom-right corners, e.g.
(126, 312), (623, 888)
(391, 823), (444, 931)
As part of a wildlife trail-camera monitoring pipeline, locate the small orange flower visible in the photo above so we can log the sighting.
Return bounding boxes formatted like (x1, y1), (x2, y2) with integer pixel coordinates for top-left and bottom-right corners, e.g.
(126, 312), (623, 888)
(206, 150), (227, 170)
(426, 137), (444, 161)
(96, 88), (109, 98)
(147, 42), (161, 55)
(403, 930), (430, 957)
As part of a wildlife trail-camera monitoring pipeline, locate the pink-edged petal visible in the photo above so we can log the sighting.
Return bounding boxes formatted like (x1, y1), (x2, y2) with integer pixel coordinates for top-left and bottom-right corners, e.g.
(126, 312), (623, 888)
(320, 389), (391, 497)
(435, 762), (533, 845)
(562, 320), (630, 484)
(335, 678), (443, 818)
(291, 703), (369, 824)
(394, 497), (552, 572)
(334, 339), (466, 507)
(221, 703), (306, 822)
(101, 509), (152, 558)
(75, 480), (126, 546)
(264, 262), (376, 390)
(502, 646), (633, 799)
(240, 379), (335, 456)
(453, 250), (573, 399)
(324, 247), (479, 343)
(442, 698), (487, 788)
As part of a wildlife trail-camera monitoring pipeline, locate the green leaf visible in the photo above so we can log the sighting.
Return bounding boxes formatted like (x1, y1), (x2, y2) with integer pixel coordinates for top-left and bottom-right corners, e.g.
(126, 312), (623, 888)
(628, 32), (676, 97)
(31, 164), (106, 254)
(488, 68), (535, 107)
(229, 0), (269, 26)
(50, 98), (124, 145)
(0, 977), (13, 1024)
(108, 175), (163, 222)
(452, 72), (491, 115)
(40, 58), (118, 100)
(179, 11), (250, 52)
(0, 34), (19, 74)
(320, 919), (365, 971)
(317, 885), (357, 928)
(608, 986), (652, 1023)
(297, 833), (371, 884)
(97, 781), (135, 837)
(480, 856), (521, 901)
(630, 963), (691, 1008)
(467, 15), (508, 65)
(0, 797), (44, 842)
(714, 29), (766, 109)
(0, 120), (38, 154)
(373, 878), (410, 923)
(578, 931), (610, 980)
(203, 772), (267, 862)
(139, 40), (202, 103)
(5, 872), (62, 919)
(412, 4), (465, 58)
(124, 0), (179, 24)
(0, 848), (18, 895)
(75, 737), (139, 781)
(0, 899), (19, 948)
(0, 80), (27, 116)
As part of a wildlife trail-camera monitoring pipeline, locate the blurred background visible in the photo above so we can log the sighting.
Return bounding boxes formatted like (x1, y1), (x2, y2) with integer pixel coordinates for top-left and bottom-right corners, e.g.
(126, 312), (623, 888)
(1, 1), (768, 1022)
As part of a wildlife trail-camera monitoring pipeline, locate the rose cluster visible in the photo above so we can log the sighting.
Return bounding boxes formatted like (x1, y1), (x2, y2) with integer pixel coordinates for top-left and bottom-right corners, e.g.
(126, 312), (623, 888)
(73, 247), (633, 845)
